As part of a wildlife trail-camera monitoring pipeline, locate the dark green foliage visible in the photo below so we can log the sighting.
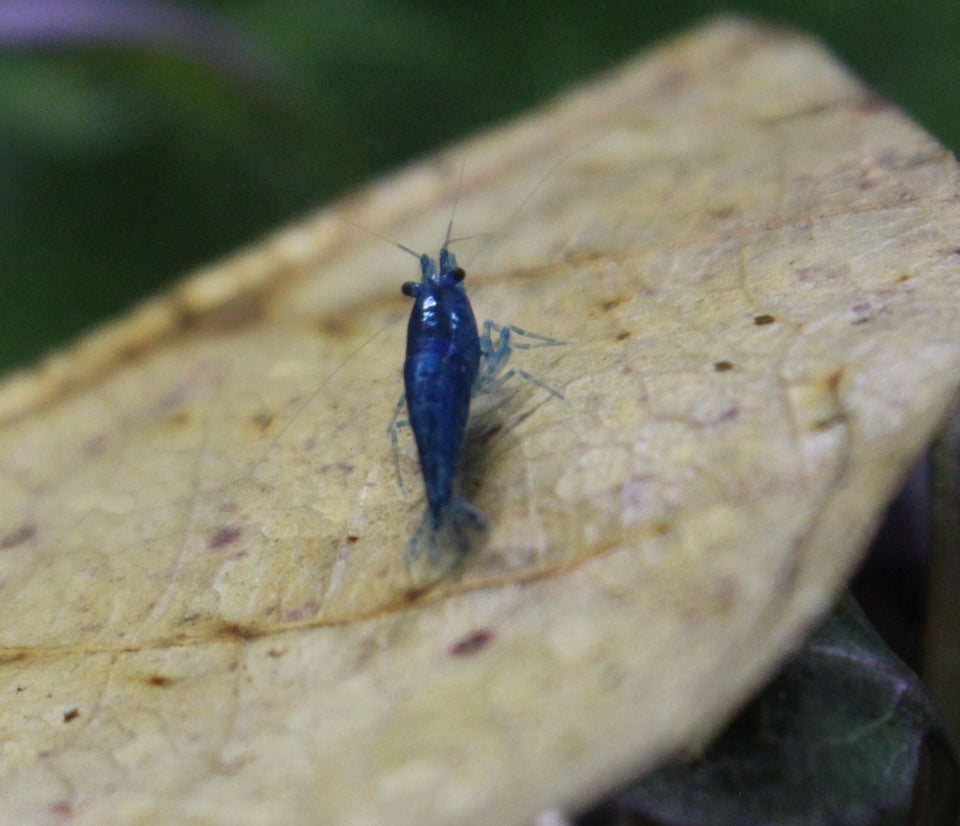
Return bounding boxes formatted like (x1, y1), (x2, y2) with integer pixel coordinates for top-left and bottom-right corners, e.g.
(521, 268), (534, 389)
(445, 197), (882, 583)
(602, 597), (958, 826)
(0, 1), (958, 371)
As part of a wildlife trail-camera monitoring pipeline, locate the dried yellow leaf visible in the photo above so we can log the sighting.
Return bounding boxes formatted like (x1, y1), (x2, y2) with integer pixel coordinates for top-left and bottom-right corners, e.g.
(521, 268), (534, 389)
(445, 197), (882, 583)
(1, 17), (959, 826)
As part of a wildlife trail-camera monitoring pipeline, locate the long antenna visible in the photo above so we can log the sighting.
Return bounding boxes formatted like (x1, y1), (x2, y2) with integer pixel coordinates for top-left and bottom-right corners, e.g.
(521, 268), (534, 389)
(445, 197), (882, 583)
(467, 134), (605, 266)
(442, 159), (467, 250)
(337, 216), (421, 260)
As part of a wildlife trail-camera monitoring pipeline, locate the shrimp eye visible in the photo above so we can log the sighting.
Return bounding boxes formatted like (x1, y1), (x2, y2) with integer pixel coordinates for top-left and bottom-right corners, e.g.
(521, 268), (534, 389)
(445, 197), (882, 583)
(401, 281), (419, 297)
(450, 267), (466, 282)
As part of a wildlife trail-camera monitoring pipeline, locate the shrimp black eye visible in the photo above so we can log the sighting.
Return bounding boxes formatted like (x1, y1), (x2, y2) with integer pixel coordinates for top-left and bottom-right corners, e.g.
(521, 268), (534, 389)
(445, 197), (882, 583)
(401, 281), (419, 297)
(451, 267), (466, 282)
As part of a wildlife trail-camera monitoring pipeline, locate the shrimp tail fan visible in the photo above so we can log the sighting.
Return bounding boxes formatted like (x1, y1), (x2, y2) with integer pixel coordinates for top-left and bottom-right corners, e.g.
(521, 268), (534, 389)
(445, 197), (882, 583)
(405, 497), (486, 586)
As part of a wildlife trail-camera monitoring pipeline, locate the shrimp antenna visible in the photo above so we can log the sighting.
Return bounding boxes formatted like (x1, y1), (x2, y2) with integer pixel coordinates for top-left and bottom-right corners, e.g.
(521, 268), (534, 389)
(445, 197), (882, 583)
(447, 230), (491, 246)
(341, 159), (470, 259)
(337, 216), (421, 260)
(441, 159), (467, 250)
(467, 133), (606, 266)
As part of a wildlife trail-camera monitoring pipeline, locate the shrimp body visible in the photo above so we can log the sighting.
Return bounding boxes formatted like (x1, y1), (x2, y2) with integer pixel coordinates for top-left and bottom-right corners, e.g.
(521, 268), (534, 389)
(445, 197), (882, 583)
(391, 234), (566, 585)
(400, 247), (486, 583)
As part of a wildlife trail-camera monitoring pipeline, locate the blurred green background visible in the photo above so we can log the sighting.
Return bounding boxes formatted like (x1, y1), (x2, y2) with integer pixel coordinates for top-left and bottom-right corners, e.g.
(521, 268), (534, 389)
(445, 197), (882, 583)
(1, 0), (958, 374)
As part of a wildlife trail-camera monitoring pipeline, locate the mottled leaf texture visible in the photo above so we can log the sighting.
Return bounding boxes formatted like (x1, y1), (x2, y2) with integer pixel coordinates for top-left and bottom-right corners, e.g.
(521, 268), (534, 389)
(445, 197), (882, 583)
(2, 16), (960, 826)
(609, 596), (959, 826)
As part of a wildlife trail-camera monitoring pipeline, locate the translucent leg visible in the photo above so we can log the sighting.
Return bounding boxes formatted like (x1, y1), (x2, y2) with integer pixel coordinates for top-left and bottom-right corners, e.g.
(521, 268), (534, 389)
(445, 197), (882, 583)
(386, 392), (410, 491)
(475, 320), (567, 399)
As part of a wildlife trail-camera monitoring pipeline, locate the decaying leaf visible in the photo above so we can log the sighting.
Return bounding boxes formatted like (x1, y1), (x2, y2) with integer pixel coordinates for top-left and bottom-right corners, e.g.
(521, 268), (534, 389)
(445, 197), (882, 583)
(1, 16), (960, 825)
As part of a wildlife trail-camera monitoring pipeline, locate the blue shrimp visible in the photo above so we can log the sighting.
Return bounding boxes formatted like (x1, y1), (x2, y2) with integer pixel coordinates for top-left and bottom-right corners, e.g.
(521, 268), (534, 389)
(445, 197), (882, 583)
(390, 229), (564, 586)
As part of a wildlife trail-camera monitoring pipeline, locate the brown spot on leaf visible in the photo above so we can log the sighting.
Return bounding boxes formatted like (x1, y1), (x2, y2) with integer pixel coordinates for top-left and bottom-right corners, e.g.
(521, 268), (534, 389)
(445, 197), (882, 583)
(148, 675), (172, 687)
(753, 314), (776, 325)
(63, 707), (79, 723)
(850, 302), (872, 325)
(713, 360), (734, 372)
(166, 409), (193, 428)
(251, 412), (274, 433)
(339, 461), (354, 473)
(220, 622), (262, 641)
(616, 331), (630, 342)
(709, 205), (736, 219)
(450, 629), (494, 657)
(2, 524), (36, 549)
(345, 535), (359, 544)
(320, 313), (352, 337)
(209, 525), (242, 550)
(827, 369), (845, 392)
(598, 296), (626, 313)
